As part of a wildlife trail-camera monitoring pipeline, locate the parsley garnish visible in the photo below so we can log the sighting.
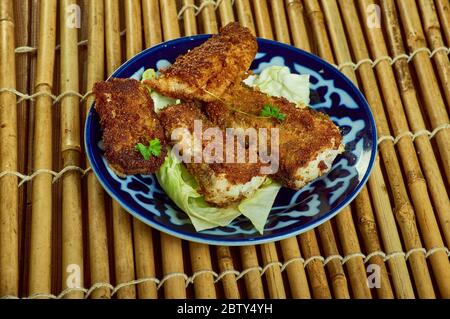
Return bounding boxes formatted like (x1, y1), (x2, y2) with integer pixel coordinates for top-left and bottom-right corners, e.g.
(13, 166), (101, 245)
(135, 138), (162, 160)
(260, 104), (286, 121)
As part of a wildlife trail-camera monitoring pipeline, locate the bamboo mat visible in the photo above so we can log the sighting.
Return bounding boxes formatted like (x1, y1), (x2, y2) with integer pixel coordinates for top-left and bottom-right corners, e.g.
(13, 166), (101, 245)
(0, 0), (449, 299)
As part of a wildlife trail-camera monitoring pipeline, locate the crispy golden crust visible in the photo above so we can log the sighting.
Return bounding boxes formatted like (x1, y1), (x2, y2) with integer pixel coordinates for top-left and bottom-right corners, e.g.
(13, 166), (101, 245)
(159, 103), (264, 186)
(144, 23), (257, 102)
(204, 83), (343, 189)
(93, 78), (167, 175)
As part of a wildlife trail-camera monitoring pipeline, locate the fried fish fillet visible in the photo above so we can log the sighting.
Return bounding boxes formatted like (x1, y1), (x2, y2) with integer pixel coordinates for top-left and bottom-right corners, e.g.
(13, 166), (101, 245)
(204, 83), (344, 189)
(144, 22), (257, 102)
(159, 102), (266, 207)
(93, 78), (167, 176)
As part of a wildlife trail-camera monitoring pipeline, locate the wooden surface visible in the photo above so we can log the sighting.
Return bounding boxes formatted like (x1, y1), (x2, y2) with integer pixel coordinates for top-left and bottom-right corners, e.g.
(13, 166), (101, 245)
(0, 0), (449, 299)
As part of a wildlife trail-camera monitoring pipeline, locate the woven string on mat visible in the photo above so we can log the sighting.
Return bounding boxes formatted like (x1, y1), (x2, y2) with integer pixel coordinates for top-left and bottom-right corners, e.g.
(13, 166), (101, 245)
(1, 246), (448, 299)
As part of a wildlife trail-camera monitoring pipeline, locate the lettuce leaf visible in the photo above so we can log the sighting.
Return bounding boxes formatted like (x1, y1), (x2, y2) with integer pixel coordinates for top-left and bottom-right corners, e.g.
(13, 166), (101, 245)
(142, 68), (180, 112)
(142, 68), (157, 81)
(155, 149), (281, 234)
(243, 66), (310, 106)
(151, 92), (180, 112)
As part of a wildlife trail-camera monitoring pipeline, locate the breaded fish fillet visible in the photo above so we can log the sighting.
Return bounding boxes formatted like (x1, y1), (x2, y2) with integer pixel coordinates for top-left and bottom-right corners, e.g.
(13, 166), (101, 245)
(159, 103), (266, 207)
(205, 83), (344, 189)
(144, 22), (257, 102)
(93, 78), (167, 176)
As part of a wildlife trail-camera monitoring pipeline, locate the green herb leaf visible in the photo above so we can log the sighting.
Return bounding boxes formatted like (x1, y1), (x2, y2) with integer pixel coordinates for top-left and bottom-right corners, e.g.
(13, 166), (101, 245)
(135, 138), (162, 160)
(149, 138), (162, 157)
(260, 104), (286, 122)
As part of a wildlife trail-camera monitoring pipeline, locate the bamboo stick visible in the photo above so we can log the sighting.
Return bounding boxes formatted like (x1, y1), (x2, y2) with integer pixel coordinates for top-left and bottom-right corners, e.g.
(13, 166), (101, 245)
(253, 0), (274, 39)
(279, 238), (311, 299)
(390, 0), (450, 184)
(260, 244), (286, 298)
(84, 0), (111, 299)
(216, 246), (240, 299)
(160, 234), (186, 299)
(105, 0), (137, 299)
(305, 0), (376, 299)
(435, 0), (450, 45)
(281, 18), (328, 298)
(381, 0), (450, 249)
(211, 8), (241, 300)
(59, 0), (84, 299)
(199, 0), (218, 34)
(79, 0), (89, 96)
(237, 4), (287, 298)
(142, 0), (162, 47)
(217, 0), (235, 26)
(24, 0), (39, 298)
(12, 0), (30, 298)
(125, 0), (143, 58)
(302, 0), (354, 299)
(112, 205), (137, 298)
(28, 0), (57, 296)
(337, 0), (436, 298)
(316, 222), (351, 298)
(368, 159), (416, 298)
(317, 0), (350, 73)
(185, 8), (222, 299)
(181, 0), (197, 36)
(269, 0), (290, 43)
(130, 192), (158, 297)
(417, 0), (450, 111)
(222, 5), (265, 299)
(52, 25), (61, 300)
(159, 0), (186, 299)
(319, 0), (413, 299)
(299, 231), (331, 298)
(0, 0), (18, 297)
(189, 243), (216, 298)
(235, 0), (256, 34)
(125, 0), (158, 299)
(358, 0), (450, 298)
(285, 0), (311, 49)
(354, 188), (394, 299)
(105, 0), (123, 76)
(160, 0), (181, 40)
(240, 246), (265, 299)
(302, 0), (331, 54)
(335, 209), (372, 298)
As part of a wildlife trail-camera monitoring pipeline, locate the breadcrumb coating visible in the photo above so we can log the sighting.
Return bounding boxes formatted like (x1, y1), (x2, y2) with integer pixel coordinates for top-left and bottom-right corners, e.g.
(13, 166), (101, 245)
(93, 78), (167, 175)
(204, 83), (344, 189)
(144, 22), (257, 102)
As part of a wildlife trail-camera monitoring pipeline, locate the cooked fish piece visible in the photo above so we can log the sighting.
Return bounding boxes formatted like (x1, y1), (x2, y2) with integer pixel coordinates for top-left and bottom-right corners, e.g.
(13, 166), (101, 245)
(204, 83), (344, 190)
(159, 102), (266, 207)
(144, 22), (257, 102)
(93, 78), (167, 176)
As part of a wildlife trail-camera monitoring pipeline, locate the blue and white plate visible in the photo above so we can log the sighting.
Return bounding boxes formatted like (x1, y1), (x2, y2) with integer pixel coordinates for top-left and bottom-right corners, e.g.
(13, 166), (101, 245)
(85, 35), (377, 246)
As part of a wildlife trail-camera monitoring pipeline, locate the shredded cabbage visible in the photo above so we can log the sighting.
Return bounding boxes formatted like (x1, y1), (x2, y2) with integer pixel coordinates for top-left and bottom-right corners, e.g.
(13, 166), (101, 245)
(243, 66), (310, 107)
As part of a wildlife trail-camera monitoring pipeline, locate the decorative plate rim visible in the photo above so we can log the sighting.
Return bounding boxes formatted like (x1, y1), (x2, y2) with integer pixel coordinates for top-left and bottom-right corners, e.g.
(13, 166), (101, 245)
(84, 35), (378, 246)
